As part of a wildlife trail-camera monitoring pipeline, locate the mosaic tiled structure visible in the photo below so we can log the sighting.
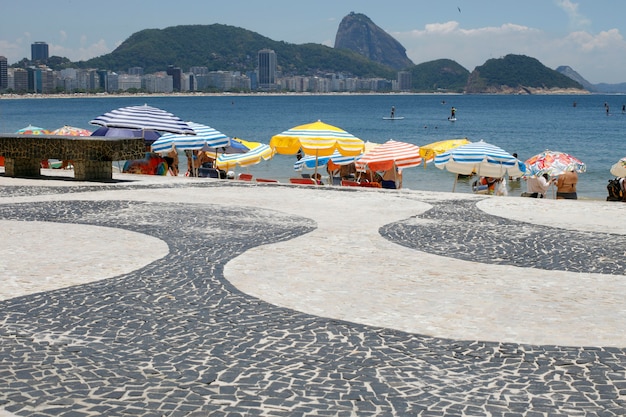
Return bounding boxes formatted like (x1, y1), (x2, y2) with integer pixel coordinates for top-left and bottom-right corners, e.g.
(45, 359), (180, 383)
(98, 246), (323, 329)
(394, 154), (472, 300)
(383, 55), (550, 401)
(0, 134), (144, 181)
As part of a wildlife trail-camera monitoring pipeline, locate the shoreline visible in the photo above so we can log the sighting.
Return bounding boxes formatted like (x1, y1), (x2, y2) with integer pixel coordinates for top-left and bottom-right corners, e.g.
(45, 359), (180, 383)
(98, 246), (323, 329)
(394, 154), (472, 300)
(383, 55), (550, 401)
(0, 88), (594, 100)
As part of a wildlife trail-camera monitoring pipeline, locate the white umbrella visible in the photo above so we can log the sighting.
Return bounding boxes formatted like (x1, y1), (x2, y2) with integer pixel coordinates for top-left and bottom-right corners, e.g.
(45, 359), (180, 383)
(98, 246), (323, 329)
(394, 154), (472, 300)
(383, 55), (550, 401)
(610, 157), (626, 178)
(90, 104), (194, 135)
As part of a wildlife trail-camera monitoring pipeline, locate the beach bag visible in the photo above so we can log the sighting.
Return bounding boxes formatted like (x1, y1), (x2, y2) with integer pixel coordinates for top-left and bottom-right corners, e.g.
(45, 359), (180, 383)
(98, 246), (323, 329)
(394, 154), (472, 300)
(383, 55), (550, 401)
(606, 178), (623, 201)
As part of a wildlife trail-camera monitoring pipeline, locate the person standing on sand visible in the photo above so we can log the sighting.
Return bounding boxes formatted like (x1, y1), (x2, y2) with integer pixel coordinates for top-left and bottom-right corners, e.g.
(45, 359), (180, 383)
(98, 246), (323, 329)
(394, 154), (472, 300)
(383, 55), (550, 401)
(556, 168), (578, 199)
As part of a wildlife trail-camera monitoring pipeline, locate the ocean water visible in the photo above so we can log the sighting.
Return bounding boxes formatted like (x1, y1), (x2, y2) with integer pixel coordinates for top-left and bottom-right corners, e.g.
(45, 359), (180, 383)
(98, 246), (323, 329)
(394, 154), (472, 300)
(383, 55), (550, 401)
(1, 93), (625, 199)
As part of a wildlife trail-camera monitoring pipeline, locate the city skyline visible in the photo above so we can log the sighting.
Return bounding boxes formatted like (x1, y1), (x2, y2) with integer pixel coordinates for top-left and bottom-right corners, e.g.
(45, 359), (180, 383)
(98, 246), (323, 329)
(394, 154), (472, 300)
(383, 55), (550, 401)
(2, 0), (626, 84)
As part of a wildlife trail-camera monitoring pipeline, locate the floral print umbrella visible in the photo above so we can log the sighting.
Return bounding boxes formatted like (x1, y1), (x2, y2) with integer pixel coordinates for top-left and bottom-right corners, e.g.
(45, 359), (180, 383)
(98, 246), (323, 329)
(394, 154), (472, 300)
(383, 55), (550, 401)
(524, 150), (586, 177)
(16, 125), (50, 135)
(50, 125), (92, 136)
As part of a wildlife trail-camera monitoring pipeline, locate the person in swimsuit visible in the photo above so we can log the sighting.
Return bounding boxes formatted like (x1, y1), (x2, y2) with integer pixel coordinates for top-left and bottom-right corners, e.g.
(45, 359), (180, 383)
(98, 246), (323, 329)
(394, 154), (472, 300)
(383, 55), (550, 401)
(556, 168), (578, 199)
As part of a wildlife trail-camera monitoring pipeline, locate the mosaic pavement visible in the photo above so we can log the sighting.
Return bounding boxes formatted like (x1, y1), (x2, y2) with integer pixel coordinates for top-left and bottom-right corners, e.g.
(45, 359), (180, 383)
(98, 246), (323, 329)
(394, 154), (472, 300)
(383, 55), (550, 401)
(1, 182), (625, 416)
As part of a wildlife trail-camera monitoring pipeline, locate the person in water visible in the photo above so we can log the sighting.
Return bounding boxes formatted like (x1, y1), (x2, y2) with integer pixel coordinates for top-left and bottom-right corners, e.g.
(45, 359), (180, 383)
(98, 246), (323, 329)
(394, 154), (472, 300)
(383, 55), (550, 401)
(390, 106), (395, 119)
(450, 107), (456, 119)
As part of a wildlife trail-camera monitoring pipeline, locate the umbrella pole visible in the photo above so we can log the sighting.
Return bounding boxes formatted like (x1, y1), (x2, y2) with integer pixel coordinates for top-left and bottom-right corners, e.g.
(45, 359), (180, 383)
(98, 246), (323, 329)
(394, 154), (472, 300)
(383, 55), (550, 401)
(452, 173), (458, 192)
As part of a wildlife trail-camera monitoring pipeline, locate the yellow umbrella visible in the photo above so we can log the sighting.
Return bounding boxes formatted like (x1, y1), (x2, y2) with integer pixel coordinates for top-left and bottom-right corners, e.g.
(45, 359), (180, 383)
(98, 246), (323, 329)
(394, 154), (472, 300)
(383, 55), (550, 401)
(215, 138), (275, 170)
(270, 120), (364, 157)
(419, 138), (471, 167)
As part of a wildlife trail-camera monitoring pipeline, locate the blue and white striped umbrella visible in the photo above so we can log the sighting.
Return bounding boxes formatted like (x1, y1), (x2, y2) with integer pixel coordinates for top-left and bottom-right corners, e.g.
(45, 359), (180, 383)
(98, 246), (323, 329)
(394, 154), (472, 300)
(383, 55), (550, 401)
(150, 122), (231, 153)
(293, 150), (359, 171)
(90, 104), (195, 135)
(434, 140), (525, 178)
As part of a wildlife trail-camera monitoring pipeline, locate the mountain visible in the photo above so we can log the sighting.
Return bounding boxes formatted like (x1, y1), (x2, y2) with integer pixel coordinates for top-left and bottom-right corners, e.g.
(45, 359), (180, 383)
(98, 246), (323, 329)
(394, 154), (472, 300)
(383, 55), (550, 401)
(78, 24), (395, 79)
(334, 12), (414, 70)
(556, 65), (626, 93)
(555, 66), (594, 91)
(406, 59), (469, 92)
(466, 54), (584, 93)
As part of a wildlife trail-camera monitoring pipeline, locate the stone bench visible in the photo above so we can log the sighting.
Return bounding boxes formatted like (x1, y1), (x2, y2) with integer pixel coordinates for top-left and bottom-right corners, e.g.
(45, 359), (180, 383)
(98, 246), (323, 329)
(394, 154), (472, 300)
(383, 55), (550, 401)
(0, 134), (145, 181)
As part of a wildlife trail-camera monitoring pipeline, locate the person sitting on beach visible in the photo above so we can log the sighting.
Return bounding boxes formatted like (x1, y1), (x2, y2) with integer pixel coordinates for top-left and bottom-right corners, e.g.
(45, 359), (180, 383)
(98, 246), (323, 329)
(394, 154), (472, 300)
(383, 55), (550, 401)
(166, 148), (179, 176)
(381, 167), (402, 189)
(311, 172), (323, 185)
(525, 173), (552, 198)
(478, 177), (499, 194)
(196, 151), (215, 169)
(556, 168), (578, 199)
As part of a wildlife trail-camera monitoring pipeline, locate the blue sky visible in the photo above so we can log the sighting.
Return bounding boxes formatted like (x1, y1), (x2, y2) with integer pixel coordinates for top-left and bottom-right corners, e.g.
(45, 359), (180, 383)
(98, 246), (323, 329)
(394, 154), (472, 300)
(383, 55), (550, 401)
(2, 0), (625, 84)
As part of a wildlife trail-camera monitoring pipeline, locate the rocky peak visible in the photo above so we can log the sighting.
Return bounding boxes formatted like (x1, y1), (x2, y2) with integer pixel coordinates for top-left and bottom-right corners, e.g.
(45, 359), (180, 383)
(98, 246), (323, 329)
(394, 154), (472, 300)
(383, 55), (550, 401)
(334, 12), (414, 70)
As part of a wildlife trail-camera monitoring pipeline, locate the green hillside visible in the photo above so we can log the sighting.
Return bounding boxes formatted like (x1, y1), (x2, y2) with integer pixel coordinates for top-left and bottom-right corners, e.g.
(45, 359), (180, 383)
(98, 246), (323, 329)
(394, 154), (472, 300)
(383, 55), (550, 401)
(407, 59), (470, 92)
(78, 24), (395, 79)
(466, 54), (582, 92)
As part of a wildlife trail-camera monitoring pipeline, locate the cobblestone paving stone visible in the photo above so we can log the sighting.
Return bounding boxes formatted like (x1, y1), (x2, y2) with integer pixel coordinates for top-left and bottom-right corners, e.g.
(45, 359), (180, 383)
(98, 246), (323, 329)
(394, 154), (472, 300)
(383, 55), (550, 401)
(381, 199), (626, 275)
(1, 186), (625, 416)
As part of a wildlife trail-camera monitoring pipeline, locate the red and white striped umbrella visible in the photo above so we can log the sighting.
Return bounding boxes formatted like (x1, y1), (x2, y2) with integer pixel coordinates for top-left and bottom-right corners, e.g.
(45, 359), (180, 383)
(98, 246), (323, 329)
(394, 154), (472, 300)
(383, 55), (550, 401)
(355, 139), (422, 172)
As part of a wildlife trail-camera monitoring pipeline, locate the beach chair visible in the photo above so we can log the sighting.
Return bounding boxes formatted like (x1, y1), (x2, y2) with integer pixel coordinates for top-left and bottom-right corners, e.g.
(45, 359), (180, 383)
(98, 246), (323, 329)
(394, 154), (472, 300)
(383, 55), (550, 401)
(341, 180), (360, 187)
(255, 178), (279, 183)
(289, 178), (318, 185)
(238, 173), (253, 181)
(198, 167), (221, 178)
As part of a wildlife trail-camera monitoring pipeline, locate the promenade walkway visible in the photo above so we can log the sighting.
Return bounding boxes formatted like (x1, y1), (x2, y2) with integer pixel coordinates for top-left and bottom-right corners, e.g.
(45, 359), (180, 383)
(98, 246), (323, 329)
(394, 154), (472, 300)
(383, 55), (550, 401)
(1, 171), (625, 416)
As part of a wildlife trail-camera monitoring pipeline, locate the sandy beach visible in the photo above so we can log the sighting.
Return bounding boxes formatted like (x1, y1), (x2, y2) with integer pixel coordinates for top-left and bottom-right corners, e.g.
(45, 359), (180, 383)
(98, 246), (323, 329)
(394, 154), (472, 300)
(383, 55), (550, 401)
(1, 169), (625, 416)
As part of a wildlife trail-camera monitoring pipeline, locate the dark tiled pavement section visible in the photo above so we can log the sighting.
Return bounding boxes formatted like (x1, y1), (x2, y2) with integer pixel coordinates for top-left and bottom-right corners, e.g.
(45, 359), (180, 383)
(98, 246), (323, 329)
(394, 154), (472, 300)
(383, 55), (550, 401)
(382, 199), (626, 275)
(0, 189), (625, 416)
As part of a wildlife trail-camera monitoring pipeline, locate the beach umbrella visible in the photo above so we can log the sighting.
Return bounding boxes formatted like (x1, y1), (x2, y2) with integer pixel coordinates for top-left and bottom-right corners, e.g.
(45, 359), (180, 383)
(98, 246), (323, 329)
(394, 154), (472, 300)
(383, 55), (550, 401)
(610, 157), (626, 178)
(294, 149), (360, 171)
(50, 125), (92, 136)
(91, 126), (161, 142)
(419, 138), (471, 166)
(151, 121), (230, 153)
(434, 140), (525, 191)
(16, 125), (50, 135)
(270, 120), (364, 157)
(270, 120), (364, 176)
(89, 104), (195, 135)
(355, 139), (423, 172)
(216, 138), (275, 170)
(524, 150), (586, 177)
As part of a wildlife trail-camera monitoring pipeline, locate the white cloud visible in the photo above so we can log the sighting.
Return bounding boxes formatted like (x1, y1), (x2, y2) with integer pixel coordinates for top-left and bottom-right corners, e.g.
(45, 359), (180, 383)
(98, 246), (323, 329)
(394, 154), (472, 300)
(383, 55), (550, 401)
(394, 20), (626, 84)
(0, 40), (23, 62)
(555, 0), (591, 30)
(49, 39), (111, 61)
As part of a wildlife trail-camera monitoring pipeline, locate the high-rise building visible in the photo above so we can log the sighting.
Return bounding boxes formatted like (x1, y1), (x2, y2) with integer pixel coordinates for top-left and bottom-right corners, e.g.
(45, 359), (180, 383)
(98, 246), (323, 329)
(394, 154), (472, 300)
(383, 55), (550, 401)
(257, 49), (277, 90)
(0, 56), (7, 90)
(31, 42), (49, 62)
(397, 71), (412, 91)
(13, 69), (28, 92)
(167, 65), (182, 92)
(27, 67), (42, 93)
